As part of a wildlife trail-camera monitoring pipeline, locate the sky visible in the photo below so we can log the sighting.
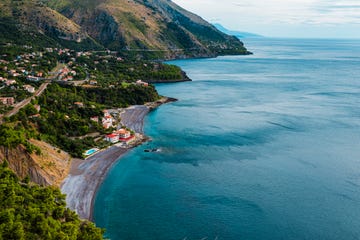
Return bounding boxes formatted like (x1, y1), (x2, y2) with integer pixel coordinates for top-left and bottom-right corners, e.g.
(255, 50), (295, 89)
(172, 0), (360, 38)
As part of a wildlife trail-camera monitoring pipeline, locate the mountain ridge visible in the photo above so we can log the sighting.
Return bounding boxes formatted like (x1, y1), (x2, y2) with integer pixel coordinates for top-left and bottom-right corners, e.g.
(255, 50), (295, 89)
(0, 0), (251, 59)
(213, 23), (263, 38)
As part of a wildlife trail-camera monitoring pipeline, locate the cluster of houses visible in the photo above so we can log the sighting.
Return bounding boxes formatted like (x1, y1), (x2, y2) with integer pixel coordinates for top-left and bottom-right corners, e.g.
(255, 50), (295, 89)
(102, 110), (114, 129)
(0, 74), (37, 89)
(105, 128), (135, 145)
(0, 50), (46, 107)
(89, 110), (115, 129)
(0, 97), (15, 106)
(0, 77), (17, 86)
(0, 52), (45, 82)
(58, 67), (76, 81)
(89, 110), (135, 145)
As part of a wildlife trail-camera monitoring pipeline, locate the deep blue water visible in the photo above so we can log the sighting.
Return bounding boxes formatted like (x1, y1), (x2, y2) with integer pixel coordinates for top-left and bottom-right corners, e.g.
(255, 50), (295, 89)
(94, 38), (360, 240)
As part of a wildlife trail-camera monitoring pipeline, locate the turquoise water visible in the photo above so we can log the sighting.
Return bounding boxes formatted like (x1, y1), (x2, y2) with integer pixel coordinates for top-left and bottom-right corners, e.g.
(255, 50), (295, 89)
(94, 38), (360, 240)
(85, 148), (98, 156)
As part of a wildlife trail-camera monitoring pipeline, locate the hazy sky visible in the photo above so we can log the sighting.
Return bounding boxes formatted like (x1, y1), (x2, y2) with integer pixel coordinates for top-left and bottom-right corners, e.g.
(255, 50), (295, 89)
(172, 0), (360, 38)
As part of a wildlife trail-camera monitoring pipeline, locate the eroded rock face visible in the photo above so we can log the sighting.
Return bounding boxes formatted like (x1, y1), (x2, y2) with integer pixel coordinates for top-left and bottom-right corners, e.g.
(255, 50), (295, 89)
(0, 140), (71, 187)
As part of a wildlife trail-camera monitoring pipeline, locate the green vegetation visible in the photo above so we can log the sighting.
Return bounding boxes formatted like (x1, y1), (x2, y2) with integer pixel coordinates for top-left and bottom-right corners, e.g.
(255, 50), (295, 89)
(1, 43), (178, 158)
(82, 58), (184, 86)
(0, 162), (104, 239)
(4, 82), (160, 158)
(1, 0), (250, 59)
(0, 18), (59, 51)
(0, 124), (41, 155)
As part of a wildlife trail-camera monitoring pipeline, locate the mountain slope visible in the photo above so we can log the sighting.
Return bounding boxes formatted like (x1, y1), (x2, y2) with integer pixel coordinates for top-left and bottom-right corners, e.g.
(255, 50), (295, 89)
(0, 0), (102, 50)
(45, 0), (251, 58)
(0, 0), (250, 58)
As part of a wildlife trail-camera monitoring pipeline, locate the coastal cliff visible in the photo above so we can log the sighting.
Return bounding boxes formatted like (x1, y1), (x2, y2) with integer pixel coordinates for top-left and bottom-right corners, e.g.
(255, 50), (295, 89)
(0, 139), (71, 186)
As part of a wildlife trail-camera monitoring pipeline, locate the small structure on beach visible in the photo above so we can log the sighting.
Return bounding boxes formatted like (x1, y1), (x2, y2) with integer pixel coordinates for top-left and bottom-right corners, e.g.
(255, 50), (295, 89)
(105, 128), (135, 144)
(116, 128), (131, 139)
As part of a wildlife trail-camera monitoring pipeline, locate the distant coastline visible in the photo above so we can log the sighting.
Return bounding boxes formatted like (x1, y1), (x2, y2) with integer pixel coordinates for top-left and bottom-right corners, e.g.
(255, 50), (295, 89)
(60, 97), (177, 220)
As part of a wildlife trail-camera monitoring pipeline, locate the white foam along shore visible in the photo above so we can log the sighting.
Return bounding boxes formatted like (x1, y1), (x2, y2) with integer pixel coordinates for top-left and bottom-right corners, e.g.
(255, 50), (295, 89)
(60, 97), (176, 220)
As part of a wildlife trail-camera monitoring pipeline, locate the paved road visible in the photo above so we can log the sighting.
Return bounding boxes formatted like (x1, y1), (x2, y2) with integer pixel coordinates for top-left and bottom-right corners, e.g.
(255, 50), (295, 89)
(0, 62), (63, 123)
(3, 82), (49, 119)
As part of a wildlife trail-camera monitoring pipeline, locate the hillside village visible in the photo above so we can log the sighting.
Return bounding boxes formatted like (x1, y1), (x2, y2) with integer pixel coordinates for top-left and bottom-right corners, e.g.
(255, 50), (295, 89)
(0, 44), (185, 159)
(0, 44), (182, 113)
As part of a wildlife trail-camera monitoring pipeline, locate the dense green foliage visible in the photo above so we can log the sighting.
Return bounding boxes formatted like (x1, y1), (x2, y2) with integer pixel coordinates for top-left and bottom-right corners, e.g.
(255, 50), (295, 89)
(0, 18), (59, 51)
(1, 0), (250, 59)
(0, 124), (41, 155)
(59, 52), (186, 86)
(6, 83), (159, 158)
(0, 16), (102, 51)
(0, 162), (104, 239)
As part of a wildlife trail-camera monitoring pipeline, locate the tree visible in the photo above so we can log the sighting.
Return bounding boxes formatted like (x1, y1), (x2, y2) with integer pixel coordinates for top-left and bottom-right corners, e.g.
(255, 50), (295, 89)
(0, 165), (104, 239)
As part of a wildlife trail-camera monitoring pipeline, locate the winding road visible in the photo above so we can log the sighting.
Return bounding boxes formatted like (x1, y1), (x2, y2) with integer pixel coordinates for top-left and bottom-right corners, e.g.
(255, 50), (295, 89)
(3, 81), (49, 119)
(0, 63), (63, 123)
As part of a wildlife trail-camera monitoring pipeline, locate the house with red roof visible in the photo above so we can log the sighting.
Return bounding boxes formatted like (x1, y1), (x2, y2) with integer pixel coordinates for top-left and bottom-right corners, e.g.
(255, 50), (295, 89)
(105, 133), (119, 143)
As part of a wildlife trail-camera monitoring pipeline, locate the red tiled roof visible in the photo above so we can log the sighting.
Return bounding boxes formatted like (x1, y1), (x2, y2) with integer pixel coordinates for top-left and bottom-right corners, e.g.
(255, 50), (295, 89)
(106, 134), (118, 138)
(119, 135), (134, 141)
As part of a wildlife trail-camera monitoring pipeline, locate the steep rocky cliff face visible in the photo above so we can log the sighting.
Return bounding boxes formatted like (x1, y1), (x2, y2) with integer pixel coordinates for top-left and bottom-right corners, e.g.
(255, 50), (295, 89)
(0, 139), (71, 186)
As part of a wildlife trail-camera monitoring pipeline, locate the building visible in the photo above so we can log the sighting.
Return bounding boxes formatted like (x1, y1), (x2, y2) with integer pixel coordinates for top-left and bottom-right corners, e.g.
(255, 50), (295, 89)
(0, 97), (15, 105)
(103, 121), (112, 129)
(117, 128), (131, 139)
(89, 80), (98, 85)
(135, 80), (149, 87)
(74, 102), (84, 108)
(27, 75), (40, 82)
(23, 85), (35, 93)
(34, 104), (41, 112)
(119, 135), (135, 144)
(90, 116), (99, 122)
(102, 111), (114, 129)
(105, 134), (119, 143)
(8, 70), (18, 77)
(5, 80), (16, 86)
(115, 128), (134, 144)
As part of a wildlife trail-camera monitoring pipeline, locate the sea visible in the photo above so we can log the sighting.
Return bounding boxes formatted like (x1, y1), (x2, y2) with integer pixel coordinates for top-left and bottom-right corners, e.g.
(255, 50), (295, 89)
(93, 38), (360, 240)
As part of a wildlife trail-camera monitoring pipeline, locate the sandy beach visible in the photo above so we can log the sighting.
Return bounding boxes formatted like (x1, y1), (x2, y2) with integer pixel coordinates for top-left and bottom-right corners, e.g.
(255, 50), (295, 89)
(60, 97), (176, 220)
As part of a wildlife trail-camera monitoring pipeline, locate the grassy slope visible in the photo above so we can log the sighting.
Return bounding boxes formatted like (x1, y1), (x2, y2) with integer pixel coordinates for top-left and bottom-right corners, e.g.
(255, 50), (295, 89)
(0, 0), (102, 50)
(45, 0), (250, 57)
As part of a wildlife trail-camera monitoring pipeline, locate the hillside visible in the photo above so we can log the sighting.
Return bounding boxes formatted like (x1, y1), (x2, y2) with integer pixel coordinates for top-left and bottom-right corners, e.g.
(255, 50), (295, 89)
(0, 162), (103, 239)
(0, 0), (250, 58)
(0, 0), (102, 50)
(0, 139), (71, 186)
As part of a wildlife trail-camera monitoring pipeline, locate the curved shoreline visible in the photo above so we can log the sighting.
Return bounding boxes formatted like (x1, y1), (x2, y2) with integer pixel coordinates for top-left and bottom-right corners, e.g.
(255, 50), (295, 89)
(60, 97), (176, 220)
